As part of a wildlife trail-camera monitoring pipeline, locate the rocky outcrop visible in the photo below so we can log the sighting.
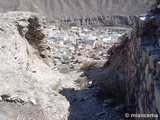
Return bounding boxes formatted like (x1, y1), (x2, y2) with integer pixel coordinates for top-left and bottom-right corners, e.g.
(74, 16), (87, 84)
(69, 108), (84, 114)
(0, 12), (69, 120)
(97, 2), (160, 118)
(124, 8), (160, 117)
(16, 12), (55, 68)
(60, 15), (137, 27)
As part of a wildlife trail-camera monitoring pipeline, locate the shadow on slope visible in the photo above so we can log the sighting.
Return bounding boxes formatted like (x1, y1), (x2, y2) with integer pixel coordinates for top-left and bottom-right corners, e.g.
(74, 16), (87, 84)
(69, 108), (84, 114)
(60, 68), (126, 120)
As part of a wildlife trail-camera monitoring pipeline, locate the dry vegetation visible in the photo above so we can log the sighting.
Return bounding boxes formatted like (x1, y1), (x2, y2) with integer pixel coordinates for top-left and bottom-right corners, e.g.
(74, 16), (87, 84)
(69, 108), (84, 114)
(79, 61), (97, 71)
(79, 60), (106, 71)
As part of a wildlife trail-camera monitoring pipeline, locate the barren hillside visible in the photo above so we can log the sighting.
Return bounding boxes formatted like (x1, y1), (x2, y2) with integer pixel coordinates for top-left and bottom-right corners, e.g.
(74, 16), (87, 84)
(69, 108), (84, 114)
(0, 0), (156, 20)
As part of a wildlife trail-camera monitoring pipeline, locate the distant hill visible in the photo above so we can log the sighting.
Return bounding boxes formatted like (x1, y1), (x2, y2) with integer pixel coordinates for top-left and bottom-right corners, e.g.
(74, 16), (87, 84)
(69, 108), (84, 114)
(0, 0), (156, 21)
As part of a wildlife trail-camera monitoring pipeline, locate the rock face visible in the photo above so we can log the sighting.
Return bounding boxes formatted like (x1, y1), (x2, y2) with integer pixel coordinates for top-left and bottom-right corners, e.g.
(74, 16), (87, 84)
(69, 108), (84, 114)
(100, 2), (160, 118)
(60, 15), (137, 27)
(0, 0), (156, 26)
(0, 12), (69, 120)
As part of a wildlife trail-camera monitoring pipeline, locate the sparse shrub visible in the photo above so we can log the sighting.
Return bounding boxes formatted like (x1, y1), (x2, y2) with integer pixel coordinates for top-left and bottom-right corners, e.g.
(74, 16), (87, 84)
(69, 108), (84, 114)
(79, 61), (97, 71)
(58, 67), (71, 74)
(74, 76), (92, 88)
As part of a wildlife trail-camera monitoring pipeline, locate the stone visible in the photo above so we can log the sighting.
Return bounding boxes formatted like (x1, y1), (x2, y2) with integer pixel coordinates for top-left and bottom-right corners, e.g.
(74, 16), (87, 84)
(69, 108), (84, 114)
(88, 81), (92, 85)
(6, 95), (27, 104)
(61, 55), (70, 64)
(29, 98), (37, 106)
(0, 97), (2, 101)
(103, 99), (117, 107)
(6, 95), (19, 102)
(96, 111), (106, 116)
(145, 64), (149, 77)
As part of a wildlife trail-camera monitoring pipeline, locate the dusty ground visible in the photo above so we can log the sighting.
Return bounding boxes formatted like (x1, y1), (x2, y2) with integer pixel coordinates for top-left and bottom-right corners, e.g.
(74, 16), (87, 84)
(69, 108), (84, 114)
(0, 68), (125, 120)
(0, 101), (46, 120)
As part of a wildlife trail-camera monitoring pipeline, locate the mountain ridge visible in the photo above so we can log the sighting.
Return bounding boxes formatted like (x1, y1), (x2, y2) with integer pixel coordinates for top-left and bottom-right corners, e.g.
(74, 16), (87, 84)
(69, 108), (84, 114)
(0, 0), (156, 21)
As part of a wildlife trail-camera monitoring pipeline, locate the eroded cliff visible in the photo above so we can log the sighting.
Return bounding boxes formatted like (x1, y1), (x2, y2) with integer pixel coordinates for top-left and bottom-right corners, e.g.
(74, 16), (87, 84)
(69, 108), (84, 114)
(0, 12), (69, 120)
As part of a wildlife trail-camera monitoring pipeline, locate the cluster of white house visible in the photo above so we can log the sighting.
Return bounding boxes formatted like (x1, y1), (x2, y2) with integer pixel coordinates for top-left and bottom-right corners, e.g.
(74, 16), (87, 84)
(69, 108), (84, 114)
(46, 26), (128, 62)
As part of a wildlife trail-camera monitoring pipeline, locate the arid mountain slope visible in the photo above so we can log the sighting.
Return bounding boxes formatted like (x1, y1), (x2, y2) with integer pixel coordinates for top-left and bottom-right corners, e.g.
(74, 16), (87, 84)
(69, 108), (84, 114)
(0, 0), (156, 20)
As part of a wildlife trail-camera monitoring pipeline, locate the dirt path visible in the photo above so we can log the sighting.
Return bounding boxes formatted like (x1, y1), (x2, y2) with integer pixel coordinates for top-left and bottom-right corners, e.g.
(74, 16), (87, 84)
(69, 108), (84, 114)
(59, 70), (125, 120)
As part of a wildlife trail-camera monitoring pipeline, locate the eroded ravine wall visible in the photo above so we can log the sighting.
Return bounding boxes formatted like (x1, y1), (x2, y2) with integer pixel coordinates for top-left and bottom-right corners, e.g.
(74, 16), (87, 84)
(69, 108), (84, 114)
(101, 3), (160, 118)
